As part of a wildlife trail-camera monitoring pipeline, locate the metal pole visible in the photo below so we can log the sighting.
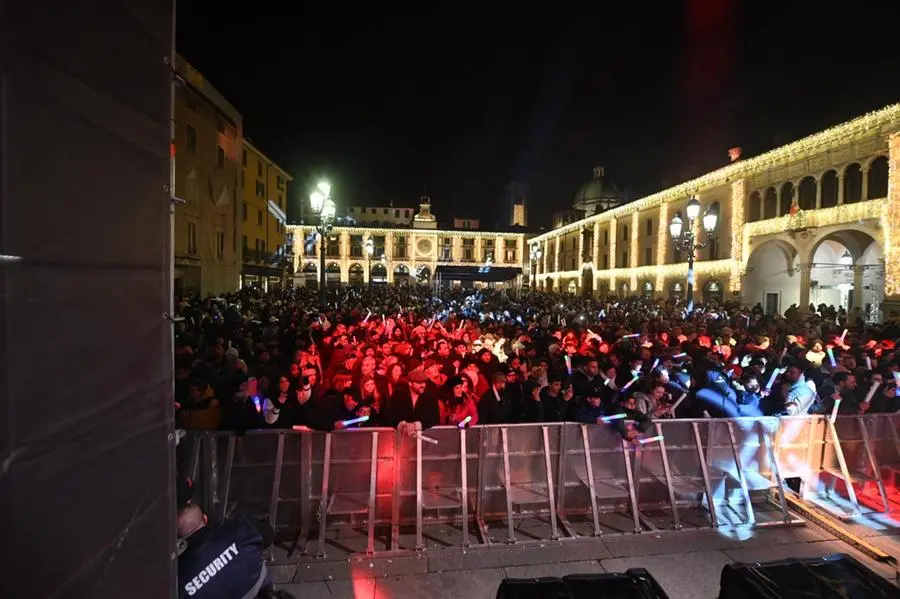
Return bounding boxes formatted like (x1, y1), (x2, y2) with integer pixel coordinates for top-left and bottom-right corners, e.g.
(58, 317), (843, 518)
(318, 225), (326, 306)
(686, 245), (695, 312)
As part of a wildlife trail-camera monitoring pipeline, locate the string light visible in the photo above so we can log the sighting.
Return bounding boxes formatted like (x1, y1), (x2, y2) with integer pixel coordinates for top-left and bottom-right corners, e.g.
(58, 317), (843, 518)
(655, 202), (669, 293)
(730, 179), (746, 293)
(609, 217), (617, 290)
(630, 212), (639, 290)
(885, 133), (900, 296)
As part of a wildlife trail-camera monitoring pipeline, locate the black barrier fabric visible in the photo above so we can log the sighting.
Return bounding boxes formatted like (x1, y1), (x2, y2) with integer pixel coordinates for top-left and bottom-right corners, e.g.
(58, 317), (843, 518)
(718, 553), (900, 599)
(0, 1), (175, 597)
(497, 570), (670, 599)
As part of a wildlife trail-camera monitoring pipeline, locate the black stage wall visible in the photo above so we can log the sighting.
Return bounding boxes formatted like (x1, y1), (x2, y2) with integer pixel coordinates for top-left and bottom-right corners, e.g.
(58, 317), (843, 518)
(0, 1), (176, 597)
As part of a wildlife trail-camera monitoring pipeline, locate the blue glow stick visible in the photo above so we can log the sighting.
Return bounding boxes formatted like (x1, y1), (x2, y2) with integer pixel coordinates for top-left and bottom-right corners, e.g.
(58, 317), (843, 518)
(638, 435), (664, 445)
(651, 358), (659, 371)
(894, 372), (900, 398)
(826, 347), (836, 368)
(830, 398), (841, 423)
(600, 413), (627, 422)
(764, 368), (782, 392)
(672, 352), (686, 359)
(621, 374), (640, 392)
(458, 415), (472, 428)
(341, 415), (370, 427)
(252, 396), (261, 413)
(564, 354), (572, 375)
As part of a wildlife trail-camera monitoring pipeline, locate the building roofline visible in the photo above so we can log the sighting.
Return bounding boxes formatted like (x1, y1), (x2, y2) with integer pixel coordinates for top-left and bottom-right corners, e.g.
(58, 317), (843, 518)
(174, 53), (242, 127)
(529, 102), (900, 243)
(242, 139), (293, 180)
(287, 224), (526, 238)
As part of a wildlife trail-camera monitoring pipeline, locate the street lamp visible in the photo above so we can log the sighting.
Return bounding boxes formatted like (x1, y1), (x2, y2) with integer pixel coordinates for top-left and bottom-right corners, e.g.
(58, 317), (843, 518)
(364, 237), (375, 287)
(309, 180), (335, 306)
(529, 243), (543, 288)
(669, 197), (719, 312)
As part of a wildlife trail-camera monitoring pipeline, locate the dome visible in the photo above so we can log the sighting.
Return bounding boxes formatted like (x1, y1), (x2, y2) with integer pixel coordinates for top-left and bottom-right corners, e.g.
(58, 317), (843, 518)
(573, 166), (624, 216)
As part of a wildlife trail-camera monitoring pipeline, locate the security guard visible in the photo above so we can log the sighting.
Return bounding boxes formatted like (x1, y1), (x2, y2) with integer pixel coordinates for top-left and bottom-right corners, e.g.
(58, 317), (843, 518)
(177, 499), (275, 598)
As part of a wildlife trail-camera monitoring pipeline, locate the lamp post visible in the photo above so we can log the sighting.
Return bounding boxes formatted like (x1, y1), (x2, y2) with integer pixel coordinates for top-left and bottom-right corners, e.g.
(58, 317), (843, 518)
(309, 180), (336, 307)
(529, 243), (542, 288)
(669, 196), (719, 312)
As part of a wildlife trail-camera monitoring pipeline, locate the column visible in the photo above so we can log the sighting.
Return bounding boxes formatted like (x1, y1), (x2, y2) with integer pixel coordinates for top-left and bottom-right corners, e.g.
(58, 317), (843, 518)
(837, 172), (845, 205)
(554, 235), (561, 272)
(760, 193), (765, 220)
(385, 234), (394, 283)
(340, 231), (350, 283)
(861, 165), (870, 201)
(656, 202), (669, 295)
(798, 263), (812, 314)
(630, 211), (639, 291)
(730, 179), (746, 296)
(852, 265), (864, 313)
(815, 178), (822, 209)
(609, 217), (617, 291)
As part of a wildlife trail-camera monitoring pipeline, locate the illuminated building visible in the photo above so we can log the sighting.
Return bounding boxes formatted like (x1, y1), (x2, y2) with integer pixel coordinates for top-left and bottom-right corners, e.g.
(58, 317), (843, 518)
(530, 104), (900, 318)
(288, 197), (527, 287)
(240, 140), (291, 290)
(172, 55), (242, 296)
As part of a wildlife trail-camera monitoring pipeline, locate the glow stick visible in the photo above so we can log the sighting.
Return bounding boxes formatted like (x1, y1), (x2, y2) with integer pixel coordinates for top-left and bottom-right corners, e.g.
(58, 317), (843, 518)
(894, 372), (900, 398)
(341, 415), (370, 427)
(621, 374), (640, 391)
(415, 432), (439, 445)
(672, 352), (687, 359)
(840, 328), (848, 343)
(362, 310), (372, 323)
(830, 398), (841, 423)
(865, 355), (872, 370)
(669, 393), (688, 413)
(638, 435), (664, 445)
(622, 333), (640, 339)
(600, 413), (627, 422)
(779, 346), (788, 363)
(863, 381), (879, 404)
(564, 354), (572, 375)
(651, 358), (659, 371)
(252, 396), (261, 413)
(826, 347), (836, 368)
(458, 415), (472, 428)
(764, 368), (782, 392)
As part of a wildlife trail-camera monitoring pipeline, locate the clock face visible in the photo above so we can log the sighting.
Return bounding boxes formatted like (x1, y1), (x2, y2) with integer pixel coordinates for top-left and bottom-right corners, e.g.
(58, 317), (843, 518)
(417, 237), (433, 256)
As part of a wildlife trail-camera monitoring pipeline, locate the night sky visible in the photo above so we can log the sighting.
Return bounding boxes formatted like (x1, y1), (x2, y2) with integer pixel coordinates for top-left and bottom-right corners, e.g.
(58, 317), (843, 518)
(176, 1), (899, 229)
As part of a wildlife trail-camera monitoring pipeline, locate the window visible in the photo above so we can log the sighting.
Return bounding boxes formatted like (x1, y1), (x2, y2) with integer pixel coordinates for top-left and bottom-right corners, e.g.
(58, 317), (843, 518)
(242, 149), (247, 166)
(257, 161), (263, 177)
(350, 235), (363, 257)
(242, 235), (248, 250)
(255, 181), (265, 198)
(216, 231), (225, 259)
(186, 125), (197, 153)
(370, 208), (376, 215)
(646, 219), (652, 236)
(622, 226), (628, 241)
(242, 202), (247, 221)
(603, 230), (608, 244)
(440, 237), (452, 261)
(602, 254), (609, 269)
(708, 237), (719, 260)
(481, 238), (494, 262)
(405, 210), (411, 218)
(394, 209), (400, 218)
(462, 238), (475, 261)
(278, 194), (283, 208)
(276, 175), (285, 190)
(216, 146), (225, 167)
(645, 247), (652, 265)
(257, 209), (263, 226)
(383, 208), (389, 215)
(326, 236), (339, 257)
(187, 222), (197, 255)
(395, 236), (407, 258)
(504, 239), (517, 263)
(621, 250), (628, 268)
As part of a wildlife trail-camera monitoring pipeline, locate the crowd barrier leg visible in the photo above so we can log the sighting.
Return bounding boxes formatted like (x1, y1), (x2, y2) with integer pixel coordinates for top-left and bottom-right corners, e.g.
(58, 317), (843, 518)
(579, 425), (602, 537)
(620, 440), (642, 534)
(857, 416), (890, 513)
(203, 435), (219, 519)
(266, 434), (285, 559)
(366, 431), (379, 556)
(415, 434), (424, 551)
(692, 422), (718, 527)
(726, 421), (755, 525)
(500, 427), (517, 544)
(761, 423), (791, 524)
(316, 433), (333, 558)
(825, 417), (861, 517)
(460, 428), (470, 549)
(657, 436), (682, 530)
(541, 425), (561, 541)
(189, 436), (201, 483)
(218, 436), (236, 521)
(475, 431), (491, 545)
(391, 431), (401, 551)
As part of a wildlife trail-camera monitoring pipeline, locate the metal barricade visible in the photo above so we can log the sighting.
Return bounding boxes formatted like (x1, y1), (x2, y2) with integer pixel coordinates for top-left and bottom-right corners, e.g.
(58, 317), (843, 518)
(177, 417), (820, 560)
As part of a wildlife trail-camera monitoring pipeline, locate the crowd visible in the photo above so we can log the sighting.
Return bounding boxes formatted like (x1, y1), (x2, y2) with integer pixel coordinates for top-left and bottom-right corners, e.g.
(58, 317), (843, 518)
(173, 283), (900, 598)
(173, 284), (900, 444)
